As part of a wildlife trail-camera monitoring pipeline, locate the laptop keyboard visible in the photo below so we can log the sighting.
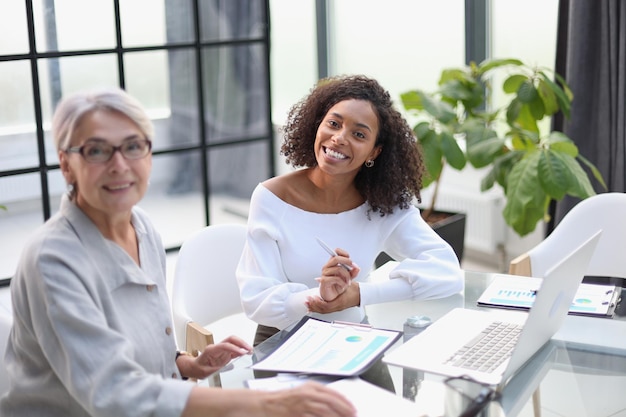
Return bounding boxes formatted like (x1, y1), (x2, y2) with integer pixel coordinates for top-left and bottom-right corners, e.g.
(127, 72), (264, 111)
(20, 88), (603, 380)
(444, 321), (522, 373)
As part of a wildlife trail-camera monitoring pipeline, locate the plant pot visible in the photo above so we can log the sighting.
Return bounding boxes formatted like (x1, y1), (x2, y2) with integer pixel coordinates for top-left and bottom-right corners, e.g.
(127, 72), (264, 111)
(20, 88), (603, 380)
(374, 210), (466, 268)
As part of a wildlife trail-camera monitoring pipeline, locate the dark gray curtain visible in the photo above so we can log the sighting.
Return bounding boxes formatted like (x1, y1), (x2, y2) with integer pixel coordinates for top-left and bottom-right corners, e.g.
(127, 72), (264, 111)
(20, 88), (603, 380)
(164, 0), (269, 197)
(550, 0), (626, 232)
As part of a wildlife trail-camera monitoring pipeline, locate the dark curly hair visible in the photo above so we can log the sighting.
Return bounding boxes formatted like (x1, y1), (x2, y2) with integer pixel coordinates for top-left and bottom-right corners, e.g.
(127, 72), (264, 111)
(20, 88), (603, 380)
(280, 74), (424, 216)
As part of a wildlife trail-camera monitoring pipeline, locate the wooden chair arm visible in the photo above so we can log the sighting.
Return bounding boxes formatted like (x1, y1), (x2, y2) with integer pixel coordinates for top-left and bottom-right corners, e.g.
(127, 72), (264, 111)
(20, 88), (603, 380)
(509, 253), (532, 277)
(184, 322), (223, 386)
(185, 321), (214, 357)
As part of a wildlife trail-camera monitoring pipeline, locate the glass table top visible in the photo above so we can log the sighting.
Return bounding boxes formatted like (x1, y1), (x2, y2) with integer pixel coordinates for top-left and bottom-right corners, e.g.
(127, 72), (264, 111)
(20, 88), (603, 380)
(202, 269), (626, 417)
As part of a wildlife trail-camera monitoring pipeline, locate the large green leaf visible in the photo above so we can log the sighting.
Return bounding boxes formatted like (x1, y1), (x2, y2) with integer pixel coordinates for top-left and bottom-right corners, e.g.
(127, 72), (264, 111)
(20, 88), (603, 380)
(400, 90), (424, 111)
(503, 75), (526, 94)
(538, 150), (570, 200)
(467, 136), (506, 167)
(537, 79), (559, 115)
(462, 81), (486, 109)
(478, 58), (524, 75)
(439, 68), (469, 84)
(553, 71), (574, 101)
(413, 121), (432, 140)
(440, 131), (466, 170)
(577, 153), (607, 189)
(552, 152), (596, 199)
(515, 104), (539, 132)
(417, 129), (443, 187)
(506, 98), (523, 125)
(509, 130), (538, 150)
(517, 80), (538, 103)
(480, 167), (496, 191)
(419, 92), (457, 124)
(490, 151), (522, 191)
(539, 73), (571, 118)
(463, 119), (498, 145)
(546, 132), (578, 156)
(528, 93), (546, 120)
(439, 79), (476, 102)
(502, 153), (548, 236)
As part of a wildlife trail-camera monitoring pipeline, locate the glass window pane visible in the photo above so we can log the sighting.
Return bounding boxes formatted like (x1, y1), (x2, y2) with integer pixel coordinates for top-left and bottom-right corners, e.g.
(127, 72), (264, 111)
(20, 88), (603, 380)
(202, 44), (270, 142)
(209, 192), (250, 225)
(124, 0), (199, 46)
(329, 0), (465, 102)
(0, 61), (35, 129)
(0, 2), (29, 54)
(269, 0), (317, 124)
(0, 61), (38, 170)
(199, 0), (266, 42)
(140, 152), (205, 248)
(37, 55), (120, 164)
(155, 48), (200, 151)
(124, 50), (170, 112)
(120, 0), (168, 47)
(38, 55), (120, 123)
(208, 141), (271, 200)
(491, 0), (559, 109)
(33, 0), (116, 52)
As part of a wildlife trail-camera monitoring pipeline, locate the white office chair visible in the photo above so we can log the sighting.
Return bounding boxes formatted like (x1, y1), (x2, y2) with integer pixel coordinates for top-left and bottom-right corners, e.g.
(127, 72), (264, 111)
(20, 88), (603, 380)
(171, 223), (257, 359)
(508, 192), (626, 417)
(509, 192), (626, 279)
(0, 314), (13, 395)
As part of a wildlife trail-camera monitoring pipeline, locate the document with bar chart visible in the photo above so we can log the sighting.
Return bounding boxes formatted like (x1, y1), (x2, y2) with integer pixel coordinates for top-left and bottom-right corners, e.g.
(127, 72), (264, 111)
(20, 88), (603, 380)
(477, 275), (620, 317)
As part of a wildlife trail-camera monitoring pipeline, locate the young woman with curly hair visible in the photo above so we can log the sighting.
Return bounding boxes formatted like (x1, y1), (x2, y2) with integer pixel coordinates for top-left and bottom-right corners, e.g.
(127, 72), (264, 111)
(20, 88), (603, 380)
(236, 75), (463, 391)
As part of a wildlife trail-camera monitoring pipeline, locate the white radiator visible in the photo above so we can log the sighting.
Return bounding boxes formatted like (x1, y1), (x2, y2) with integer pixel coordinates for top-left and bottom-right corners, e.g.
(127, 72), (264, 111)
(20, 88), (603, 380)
(420, 187), (506, 254)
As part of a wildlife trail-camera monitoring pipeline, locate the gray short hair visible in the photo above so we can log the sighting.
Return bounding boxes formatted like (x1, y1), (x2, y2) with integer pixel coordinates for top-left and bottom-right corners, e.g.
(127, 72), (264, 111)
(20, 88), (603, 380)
(52, 88), (154, 152)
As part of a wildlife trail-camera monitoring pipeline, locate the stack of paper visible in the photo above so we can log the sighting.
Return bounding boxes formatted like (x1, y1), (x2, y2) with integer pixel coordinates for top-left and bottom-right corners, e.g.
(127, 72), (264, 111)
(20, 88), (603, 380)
(246, 376), (428, 417)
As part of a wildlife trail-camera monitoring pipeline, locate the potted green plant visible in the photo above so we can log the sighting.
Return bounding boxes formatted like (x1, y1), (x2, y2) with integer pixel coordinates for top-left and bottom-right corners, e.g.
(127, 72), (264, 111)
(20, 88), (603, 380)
(401, 58), (606, 238)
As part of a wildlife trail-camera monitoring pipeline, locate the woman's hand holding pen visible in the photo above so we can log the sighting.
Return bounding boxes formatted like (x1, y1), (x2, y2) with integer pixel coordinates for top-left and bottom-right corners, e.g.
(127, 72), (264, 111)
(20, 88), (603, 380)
(306, 248), (361, 314)
(316, 247), (360, 302)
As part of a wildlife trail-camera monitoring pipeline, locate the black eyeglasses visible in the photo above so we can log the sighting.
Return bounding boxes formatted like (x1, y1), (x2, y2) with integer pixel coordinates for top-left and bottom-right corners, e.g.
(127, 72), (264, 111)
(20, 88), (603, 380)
(444, 375), (497, 417)
(65, 138), (152, 163)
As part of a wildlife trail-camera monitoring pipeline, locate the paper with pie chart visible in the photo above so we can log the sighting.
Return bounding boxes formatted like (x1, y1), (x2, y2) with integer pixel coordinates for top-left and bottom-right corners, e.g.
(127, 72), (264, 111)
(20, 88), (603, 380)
(251, 316), (401, 376)
(477, 275), (621, 317)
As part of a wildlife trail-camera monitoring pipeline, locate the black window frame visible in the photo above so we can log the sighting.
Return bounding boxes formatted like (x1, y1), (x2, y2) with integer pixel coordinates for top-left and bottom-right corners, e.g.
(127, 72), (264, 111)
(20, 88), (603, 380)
(0, 0), (274, 286)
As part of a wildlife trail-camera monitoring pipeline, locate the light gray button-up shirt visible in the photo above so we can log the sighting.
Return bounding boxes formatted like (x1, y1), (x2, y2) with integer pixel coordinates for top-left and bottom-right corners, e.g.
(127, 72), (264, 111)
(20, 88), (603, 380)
(1, 195), (193, 417)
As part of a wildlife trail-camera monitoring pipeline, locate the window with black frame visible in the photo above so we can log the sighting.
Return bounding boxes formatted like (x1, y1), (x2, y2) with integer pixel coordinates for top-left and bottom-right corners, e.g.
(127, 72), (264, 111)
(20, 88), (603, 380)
(0, 0), (274, 286)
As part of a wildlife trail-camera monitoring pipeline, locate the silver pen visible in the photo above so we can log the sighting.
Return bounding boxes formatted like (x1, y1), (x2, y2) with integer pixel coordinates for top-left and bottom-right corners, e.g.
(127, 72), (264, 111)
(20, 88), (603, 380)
(315, 237), (353, 272)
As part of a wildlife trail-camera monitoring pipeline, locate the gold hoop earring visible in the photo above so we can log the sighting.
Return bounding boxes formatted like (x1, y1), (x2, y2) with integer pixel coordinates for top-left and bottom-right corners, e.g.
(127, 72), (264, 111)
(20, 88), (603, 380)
(365, 159), (374, 168)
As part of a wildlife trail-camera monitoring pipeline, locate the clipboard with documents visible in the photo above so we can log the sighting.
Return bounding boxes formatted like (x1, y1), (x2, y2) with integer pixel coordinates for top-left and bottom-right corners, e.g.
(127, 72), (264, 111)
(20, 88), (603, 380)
(251, 316), (402, 376)
(477, 275), (621, 317)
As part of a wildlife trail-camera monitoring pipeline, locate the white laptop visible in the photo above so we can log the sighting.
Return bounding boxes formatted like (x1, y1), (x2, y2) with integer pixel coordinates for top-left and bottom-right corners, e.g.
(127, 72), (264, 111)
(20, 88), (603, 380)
(383, 230), (602, 389)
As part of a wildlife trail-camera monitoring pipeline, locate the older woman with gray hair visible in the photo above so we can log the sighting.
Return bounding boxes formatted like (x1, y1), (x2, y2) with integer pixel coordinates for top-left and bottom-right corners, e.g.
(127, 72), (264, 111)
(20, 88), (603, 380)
(0, 88), (355, 417)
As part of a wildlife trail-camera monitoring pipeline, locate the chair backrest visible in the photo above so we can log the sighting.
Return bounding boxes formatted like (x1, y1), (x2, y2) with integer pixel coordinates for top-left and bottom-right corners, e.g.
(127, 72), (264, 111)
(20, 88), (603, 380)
(0, 314), (13, 395)
(171, 223), (248, 349)
(510, 192), (626, 278)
